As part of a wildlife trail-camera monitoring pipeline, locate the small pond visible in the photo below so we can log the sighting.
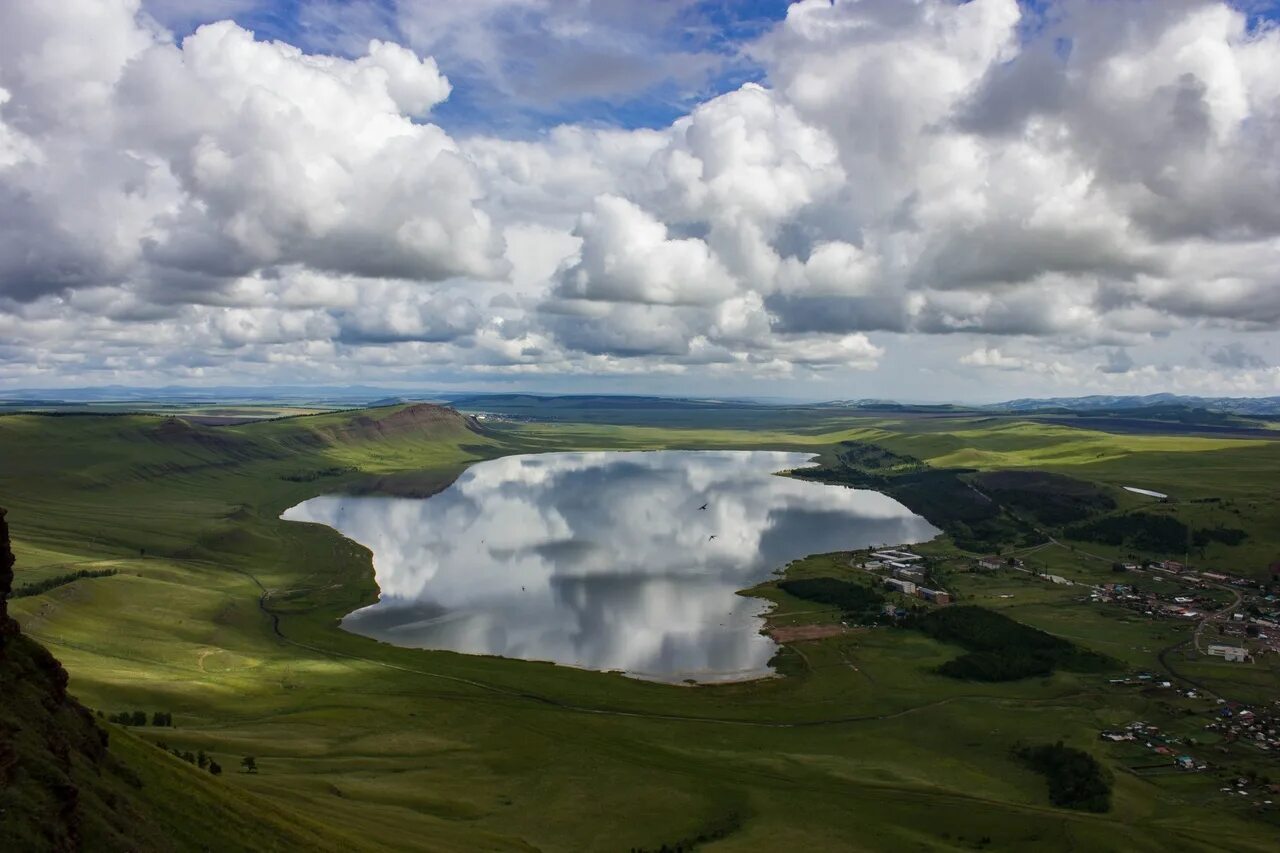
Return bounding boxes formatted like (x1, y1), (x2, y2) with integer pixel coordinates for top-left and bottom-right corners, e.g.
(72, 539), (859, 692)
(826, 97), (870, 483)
(282, 451), (938, 682)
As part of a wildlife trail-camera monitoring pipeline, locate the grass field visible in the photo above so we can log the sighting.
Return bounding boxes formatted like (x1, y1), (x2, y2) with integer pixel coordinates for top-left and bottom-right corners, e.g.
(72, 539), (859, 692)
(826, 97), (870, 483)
(2, 405), (1278, 850)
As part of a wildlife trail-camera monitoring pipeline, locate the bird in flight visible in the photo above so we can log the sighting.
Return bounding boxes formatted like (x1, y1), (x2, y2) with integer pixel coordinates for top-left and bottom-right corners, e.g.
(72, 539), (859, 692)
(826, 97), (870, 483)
(698, 503), (708, 511)
(708, 534), (717, 540)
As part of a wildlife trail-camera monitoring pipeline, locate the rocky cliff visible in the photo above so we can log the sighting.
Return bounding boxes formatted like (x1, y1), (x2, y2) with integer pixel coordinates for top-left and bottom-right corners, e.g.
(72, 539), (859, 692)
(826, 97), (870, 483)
(0, 508), (149, 850)
(0, 508), (15, 649)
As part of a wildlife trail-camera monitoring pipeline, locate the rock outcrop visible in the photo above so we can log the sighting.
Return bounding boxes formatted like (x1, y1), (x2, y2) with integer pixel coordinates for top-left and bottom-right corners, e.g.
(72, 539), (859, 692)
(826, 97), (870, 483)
(0, 507), (17, 651)
(0, 508), (139, 850)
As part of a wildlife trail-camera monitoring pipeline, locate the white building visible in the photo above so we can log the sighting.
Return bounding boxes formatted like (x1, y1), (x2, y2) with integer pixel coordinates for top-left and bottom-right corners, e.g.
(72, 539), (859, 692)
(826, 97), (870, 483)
(919, 588), (952, 605)
(1207, 645), (1248, 663)
(885, 578), (916, 596)
(872, 550), (922, 563)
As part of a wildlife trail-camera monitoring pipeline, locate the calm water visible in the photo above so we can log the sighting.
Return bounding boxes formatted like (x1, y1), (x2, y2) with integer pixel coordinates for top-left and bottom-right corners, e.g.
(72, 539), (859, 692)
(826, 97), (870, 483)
(282, 451), (937, 682)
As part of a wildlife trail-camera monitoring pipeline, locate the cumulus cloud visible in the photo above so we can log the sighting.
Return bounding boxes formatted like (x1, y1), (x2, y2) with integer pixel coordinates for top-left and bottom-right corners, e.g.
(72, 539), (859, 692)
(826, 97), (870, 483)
(0, 1), (503, 307)
(3, 0), (1280, 395)
(554, 195), (736, 306)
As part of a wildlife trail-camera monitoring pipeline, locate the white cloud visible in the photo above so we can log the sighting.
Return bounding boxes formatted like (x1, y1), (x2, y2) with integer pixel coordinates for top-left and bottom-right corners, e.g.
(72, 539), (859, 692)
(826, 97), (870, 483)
(554, 195), (736, 306)
(0, 5), (505, 308)
(3, 0), (1280, 395)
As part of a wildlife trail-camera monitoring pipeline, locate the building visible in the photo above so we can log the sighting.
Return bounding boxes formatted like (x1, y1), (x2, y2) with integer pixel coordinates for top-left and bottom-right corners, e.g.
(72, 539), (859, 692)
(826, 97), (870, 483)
(919, 587), (951, 605)
(892, 566), (924, 583)
(872, 549), (922, 563)
(1043, 574), (1072, 586)
(1207, 645), (1248, 662)
(885, 578), (916, 596)
(977, 556), (1004, 571)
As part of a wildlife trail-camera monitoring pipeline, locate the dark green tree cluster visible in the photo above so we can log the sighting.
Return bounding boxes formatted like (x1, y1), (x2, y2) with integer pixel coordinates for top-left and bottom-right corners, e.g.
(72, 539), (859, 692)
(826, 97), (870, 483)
(790, 440), (1053, 551)
(1065, 513), (1185, 552)
(107, 709), (172, 726)
(777, 577), (885, 622)
(938, 652), (1054, 681)
(914, 606), (1115, 682)
(974, 470), (1115, 525)
(1191, 526), (1247, 547)
(154, 741), (222, 776)
(628, 812), (743, 853)
(1066, 512), (1248, 554)
(278, 465), (356, 483)
(12, 568), (118, 598)
(1015, 742), (1112, 812)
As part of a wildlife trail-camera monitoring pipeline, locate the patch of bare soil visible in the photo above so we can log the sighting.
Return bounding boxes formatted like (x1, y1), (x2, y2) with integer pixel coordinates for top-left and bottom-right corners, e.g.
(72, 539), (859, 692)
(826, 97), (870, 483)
(768, 623), (853, 643)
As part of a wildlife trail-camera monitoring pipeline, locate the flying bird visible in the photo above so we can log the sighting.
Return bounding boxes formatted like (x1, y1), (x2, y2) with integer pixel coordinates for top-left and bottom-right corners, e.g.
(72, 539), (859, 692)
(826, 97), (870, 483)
(698, 503), (708, 511)
(708, 534), (717, 540)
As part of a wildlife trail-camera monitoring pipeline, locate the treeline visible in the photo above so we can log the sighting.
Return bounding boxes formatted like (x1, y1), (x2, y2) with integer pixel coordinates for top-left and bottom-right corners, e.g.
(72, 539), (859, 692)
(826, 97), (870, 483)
(1192, 526), (1247, 547)
(792, 442), (1039, 552)
(829, 442), (923, 474)
(913, 606), (1115, 682)
(628, 812), (743, 853)
(12, 567), (118, 598)
(1065, 512), (1248, 554)
(777, 577), (885, 622)
(279, 465), (356, 483)
(974, 471), (1116, 526)
(1015, 742), (1112, 812)
(153, 741), (222, 776)
(106, 710), (173, 727)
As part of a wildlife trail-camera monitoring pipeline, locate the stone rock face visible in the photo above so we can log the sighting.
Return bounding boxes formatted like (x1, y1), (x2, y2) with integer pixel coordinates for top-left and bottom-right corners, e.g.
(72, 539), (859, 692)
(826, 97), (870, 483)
(0, 507), (17, 649)
(0, 507), (125, 850)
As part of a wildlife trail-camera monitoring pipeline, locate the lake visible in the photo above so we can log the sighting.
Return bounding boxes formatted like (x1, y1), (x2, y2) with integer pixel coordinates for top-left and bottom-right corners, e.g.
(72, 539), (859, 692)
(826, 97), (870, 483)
(282, 450), (938, 682)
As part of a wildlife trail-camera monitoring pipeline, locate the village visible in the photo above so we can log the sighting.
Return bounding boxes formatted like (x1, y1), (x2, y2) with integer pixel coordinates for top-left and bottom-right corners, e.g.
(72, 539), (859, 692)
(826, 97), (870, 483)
(855, 548), (952, 605)
(849, 539), (1280, 803)
(1084, 559), (1280, 663)
(1095, 697), (1280, 807)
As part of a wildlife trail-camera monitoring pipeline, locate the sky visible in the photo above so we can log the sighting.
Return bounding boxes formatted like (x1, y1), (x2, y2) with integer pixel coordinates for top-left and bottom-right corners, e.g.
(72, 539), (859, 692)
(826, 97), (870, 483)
(1, 1), (1279, 402)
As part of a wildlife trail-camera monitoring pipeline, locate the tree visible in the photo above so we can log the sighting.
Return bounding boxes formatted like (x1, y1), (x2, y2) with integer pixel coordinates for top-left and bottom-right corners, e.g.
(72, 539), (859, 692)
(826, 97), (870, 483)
(130, 710), (146, 726)
(241, 756), (258, 774)
(209, 761), (222, 776)
(197, 750), (209, 769)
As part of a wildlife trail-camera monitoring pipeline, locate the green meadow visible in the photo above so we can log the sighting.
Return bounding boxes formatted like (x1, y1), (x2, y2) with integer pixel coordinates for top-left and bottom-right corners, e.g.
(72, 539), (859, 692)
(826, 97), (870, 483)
(2, 406), (1278, 850)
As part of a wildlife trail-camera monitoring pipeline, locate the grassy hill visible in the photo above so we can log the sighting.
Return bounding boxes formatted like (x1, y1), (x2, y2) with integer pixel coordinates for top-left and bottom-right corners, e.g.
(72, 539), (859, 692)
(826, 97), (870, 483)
(2, 406), (1278, 850)
(0, 508), (351, 851)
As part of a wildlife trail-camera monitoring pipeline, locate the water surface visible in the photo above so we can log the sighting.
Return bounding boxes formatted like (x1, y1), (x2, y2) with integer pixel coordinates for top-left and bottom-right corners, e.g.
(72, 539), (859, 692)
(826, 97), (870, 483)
(282, 451), (937, 682)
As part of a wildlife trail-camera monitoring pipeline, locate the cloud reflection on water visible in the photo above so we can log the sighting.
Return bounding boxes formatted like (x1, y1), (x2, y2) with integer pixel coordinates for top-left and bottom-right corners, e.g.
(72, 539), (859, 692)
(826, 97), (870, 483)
(282, 451), (938, 682)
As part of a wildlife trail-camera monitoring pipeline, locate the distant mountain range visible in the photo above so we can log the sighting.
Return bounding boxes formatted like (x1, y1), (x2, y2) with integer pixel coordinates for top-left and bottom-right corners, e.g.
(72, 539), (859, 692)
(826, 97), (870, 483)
(990, 394), (1280, 416)
(3, 387), (1280, 418)
(0, 384), (446, 406)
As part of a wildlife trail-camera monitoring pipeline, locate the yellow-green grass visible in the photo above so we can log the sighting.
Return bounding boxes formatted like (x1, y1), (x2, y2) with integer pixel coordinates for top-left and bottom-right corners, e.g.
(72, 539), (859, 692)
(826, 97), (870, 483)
(3, 408), (1279, 850)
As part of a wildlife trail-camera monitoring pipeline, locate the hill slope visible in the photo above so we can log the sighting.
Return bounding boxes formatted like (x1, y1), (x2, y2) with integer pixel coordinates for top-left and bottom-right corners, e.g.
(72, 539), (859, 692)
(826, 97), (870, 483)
(0, 507), (353, 851)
